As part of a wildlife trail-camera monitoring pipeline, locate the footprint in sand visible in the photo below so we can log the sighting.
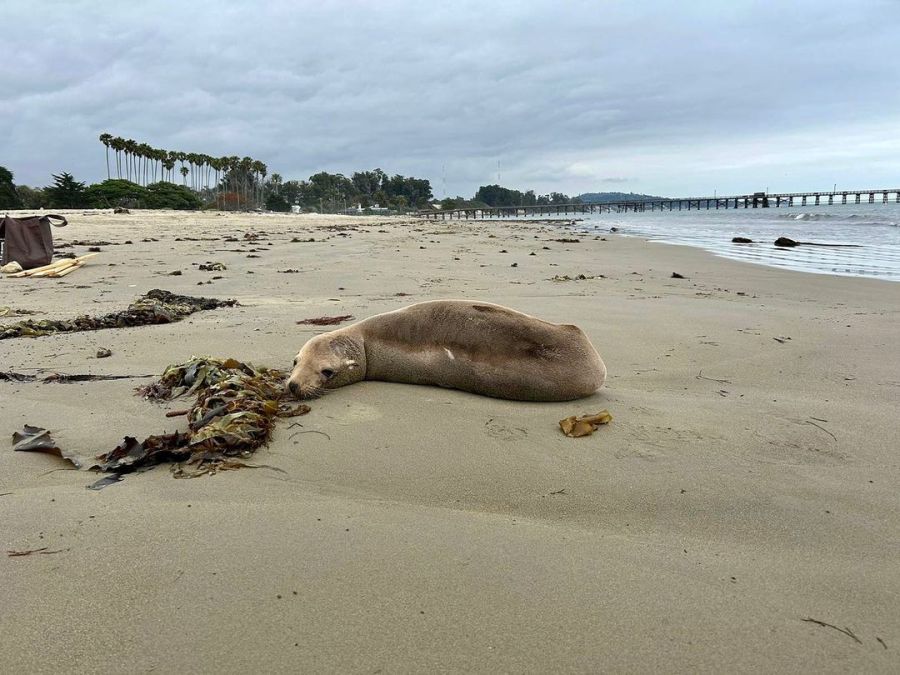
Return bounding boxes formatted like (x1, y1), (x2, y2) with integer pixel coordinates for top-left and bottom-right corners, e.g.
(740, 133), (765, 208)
(484, 419), (528, 441)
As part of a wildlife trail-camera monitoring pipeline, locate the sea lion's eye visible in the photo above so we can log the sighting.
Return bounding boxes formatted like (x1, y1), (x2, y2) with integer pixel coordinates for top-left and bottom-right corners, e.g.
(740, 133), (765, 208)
(292, 358), (298, 367)
(321, 368), (334, 380)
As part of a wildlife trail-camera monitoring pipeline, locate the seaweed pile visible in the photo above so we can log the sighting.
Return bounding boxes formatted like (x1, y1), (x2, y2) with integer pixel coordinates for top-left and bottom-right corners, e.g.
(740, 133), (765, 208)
(296, 314), (354, 326)
(94, 357), (309, 478)
(0, 289), (237, 339)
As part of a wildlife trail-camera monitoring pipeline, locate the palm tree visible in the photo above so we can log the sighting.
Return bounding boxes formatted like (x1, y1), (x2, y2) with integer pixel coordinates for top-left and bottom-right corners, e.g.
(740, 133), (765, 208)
(253, 160), (267, 207)
(195, 154), (204, 192)
(224, 156), (238, 209)
(200, 154), (211, 195)
(232, 156), (242, 209)
(180, 166), (189, 186)
(99, 133), (113, 180)
(184, 153), (193, 190)
(134, 143), (143, 185)
(177, 152), (187, 186)
(203, 154), (214, 196)
(159, 148), (168, 183)
(120, 139), (128, 182)
(222, 158), (233, 209)
(219, 156), (231, 209)
(124, 139), (138, 182)
(163, 155), (176, 185)
(142, 144), (153, 184)
(152, 148), (163, 183)
(111, 136), (125, 179)
(134, 142), (142, 184)
(239, 157), (253, 208)
(250, 160), (259, 206)
(150, 145), (159, 184)
(213, 157), (224, 209)
(167, 151), (179, 183)
(137, 143), (150, 185)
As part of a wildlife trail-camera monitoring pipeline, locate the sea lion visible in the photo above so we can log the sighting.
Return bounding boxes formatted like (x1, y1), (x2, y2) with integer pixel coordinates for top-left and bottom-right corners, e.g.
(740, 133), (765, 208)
(286, 300), (606, 401)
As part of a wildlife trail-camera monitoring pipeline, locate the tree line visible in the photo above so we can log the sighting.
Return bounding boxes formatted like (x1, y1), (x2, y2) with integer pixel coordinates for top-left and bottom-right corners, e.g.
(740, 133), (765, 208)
(5, 136), (608, 214)
(437, 184), (582, 210)
(1, 132), (435, 213)
(0, 166), (435, 213)
(98, 134), (267, 210)
(95, 136), (435, 213)
(474, 184), (582, 207)
(0, 167), (202, 210)
(439, 186), (666, 210)
(265, 169), (433, 212)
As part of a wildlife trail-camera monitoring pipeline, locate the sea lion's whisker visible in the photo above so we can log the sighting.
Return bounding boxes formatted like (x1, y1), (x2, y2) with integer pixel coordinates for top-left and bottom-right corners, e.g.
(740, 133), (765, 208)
(300, 385), (327, 400)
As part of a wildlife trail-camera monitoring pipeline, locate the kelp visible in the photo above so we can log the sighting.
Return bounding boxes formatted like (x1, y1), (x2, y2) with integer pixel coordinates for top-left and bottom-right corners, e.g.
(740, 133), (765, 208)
(1, 371), (153, 383)
(0, 289), (237, 339)
(12, 425), (84, 469)
(559, 410), (613, 438)
(94, 356), (309, 477)
(296, 314), (355, 326)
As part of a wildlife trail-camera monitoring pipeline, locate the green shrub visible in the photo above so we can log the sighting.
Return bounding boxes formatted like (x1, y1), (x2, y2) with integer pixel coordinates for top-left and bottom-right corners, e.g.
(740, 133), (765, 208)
(144, 182), (202, 210)
(85, 179), (148, 208)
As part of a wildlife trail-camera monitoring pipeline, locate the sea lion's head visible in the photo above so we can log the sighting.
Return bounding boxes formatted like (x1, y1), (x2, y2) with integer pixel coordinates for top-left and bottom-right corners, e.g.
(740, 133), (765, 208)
(286, 332), (364, 399)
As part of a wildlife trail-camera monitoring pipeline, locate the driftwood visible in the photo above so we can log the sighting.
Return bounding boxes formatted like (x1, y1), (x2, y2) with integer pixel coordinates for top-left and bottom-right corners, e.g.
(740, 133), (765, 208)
(9, 253), (98, 278)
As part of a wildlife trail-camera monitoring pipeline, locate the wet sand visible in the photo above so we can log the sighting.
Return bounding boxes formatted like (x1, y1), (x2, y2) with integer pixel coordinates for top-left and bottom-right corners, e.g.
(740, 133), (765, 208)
(2, 209), (899, 672)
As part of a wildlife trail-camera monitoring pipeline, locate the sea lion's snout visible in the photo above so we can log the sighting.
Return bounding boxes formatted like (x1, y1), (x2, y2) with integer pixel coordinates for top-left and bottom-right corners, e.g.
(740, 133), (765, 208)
(285, 373), (324, 400)
(286, 333), (365, 399)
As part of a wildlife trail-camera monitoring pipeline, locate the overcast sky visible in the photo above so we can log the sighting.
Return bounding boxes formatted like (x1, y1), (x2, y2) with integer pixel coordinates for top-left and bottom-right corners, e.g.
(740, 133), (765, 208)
(2, 0), (898, 198)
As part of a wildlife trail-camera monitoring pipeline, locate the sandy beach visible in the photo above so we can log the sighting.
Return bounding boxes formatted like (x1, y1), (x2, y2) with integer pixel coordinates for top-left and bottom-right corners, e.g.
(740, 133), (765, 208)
(1, 209), (898, 672)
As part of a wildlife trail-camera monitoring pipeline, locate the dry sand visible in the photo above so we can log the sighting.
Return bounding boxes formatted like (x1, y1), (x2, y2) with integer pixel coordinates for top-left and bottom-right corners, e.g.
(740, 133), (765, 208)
(1, 209), (898, 673)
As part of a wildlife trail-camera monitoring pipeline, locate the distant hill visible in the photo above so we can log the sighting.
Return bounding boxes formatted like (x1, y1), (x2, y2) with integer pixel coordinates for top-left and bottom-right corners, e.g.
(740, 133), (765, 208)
(577, 191), (667, 203)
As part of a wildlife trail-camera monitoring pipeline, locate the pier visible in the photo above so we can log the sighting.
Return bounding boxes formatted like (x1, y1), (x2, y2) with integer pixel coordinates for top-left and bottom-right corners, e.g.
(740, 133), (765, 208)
(417, 188), (900, 220)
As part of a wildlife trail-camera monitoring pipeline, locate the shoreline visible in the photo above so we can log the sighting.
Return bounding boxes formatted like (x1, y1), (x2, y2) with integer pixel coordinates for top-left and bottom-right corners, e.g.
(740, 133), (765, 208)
(2, 210), (899, 672)
(622, 233), (900, 283)
(464, 205), (900, 283)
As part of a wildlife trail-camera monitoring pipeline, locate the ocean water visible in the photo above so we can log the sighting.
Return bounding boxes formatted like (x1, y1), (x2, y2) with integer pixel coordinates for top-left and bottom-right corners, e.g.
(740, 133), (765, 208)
(538, 202), (900, 282)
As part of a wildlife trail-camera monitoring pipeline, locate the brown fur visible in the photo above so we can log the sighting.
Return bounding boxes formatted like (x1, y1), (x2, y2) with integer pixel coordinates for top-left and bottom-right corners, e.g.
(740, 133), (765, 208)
(286, 300), (606, 401)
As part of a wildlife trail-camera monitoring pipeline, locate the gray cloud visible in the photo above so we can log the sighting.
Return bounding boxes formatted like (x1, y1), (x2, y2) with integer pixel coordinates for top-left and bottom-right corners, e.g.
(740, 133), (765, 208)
(2, 0), (898, 198)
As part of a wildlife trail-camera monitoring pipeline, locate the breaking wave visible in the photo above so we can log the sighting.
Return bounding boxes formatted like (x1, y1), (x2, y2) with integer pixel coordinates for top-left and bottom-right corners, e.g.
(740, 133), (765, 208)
(774, 212), (898, 226)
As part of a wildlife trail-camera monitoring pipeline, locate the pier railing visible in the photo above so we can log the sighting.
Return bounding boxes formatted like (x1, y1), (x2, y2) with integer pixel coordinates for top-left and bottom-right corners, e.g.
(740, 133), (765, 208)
(416, 188), (900, 220)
